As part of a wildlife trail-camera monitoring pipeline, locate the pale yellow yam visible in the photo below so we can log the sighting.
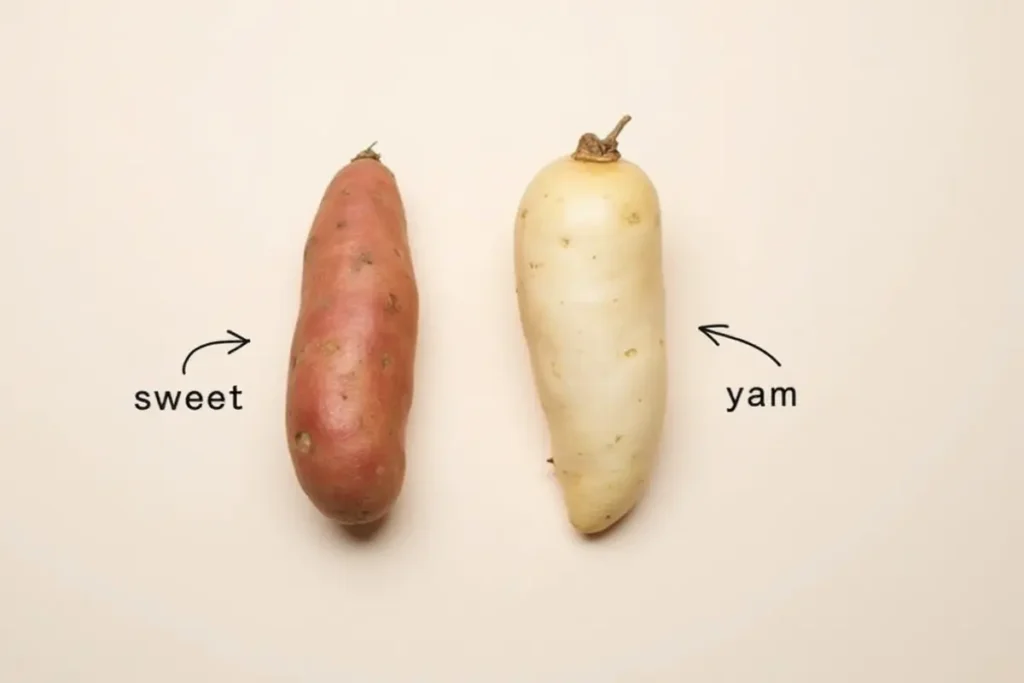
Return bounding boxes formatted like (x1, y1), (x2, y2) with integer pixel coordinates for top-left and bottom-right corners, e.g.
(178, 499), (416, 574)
(514, 124), (667, 535)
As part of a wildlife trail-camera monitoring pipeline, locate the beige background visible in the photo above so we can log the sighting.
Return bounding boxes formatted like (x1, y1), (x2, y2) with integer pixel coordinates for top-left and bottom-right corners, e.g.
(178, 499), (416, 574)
(1, 1), (1022, 681)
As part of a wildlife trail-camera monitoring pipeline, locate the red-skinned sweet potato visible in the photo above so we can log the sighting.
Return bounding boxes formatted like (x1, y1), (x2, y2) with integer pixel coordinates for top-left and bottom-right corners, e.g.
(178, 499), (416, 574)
(286, 144), (419, 525)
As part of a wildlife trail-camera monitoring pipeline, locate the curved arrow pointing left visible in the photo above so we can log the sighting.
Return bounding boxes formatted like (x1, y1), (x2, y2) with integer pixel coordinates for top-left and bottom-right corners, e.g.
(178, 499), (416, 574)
(181, 330), (251, 375)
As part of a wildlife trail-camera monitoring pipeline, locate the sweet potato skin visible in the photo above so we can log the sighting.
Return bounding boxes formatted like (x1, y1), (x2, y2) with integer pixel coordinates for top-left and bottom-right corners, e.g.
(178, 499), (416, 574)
(285, 152), (418, 525)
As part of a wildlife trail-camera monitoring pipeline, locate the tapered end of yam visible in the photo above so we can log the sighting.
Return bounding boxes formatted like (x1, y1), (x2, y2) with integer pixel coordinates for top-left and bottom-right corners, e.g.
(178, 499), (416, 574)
(560, 476), (644, 535)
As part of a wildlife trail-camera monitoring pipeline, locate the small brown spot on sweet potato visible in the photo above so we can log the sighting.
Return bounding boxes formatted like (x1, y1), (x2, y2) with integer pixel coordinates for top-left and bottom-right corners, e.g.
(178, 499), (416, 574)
(336, 220), (347, 229)
(289, 354), (297, 370)
(341, 393), (348, 401)
(384, 293), (401, 314)
(352, 252), (374, 272)
(624, 348), (638, 358)
(627, 211), (641, 225)
(560, 237), (571, 247)
(381, 353), (391, 369)
(520, 208), (528, 219)
(393, 248), (402, 258)
(615, 434), (623, 443)
(294, 432), (312, 455)
(546, 457), (553, 464)
(592, 255), (597, 260)
(659, 338), (665, 347)
(320, 340), (339, 354)
(528, 262), (543, 269)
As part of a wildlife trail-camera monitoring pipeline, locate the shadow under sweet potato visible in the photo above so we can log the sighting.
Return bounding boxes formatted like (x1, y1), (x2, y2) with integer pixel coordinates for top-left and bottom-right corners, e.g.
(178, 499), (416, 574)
(336, 514), (389, 542)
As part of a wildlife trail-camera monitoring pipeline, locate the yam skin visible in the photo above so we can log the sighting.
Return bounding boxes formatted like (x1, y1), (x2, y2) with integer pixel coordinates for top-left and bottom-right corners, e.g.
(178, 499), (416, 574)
(514, 116), (668, 534)
(286, 146), (419, 525)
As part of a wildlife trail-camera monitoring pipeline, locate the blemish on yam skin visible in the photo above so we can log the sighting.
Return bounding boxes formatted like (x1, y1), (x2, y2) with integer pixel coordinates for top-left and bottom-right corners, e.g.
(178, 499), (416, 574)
(336, 220), (347, 229)
(519, 208), (528, 219)
(659, 338), (665, 347)
(381, 353), (392, 369)
(320, 340), (340, 354)
(550, 361), (561, 379)
(624, 348), (638, 358)
(384, 292), (401, 314)
(559, 237), (571, 247)
(627, 211), (641, 225)
(615, 434), (623, 443)
(289, 354), (297, 370)
(528, 262), (543, 270)
(294, 432), (312, 455)
(393, 248), (402, 258)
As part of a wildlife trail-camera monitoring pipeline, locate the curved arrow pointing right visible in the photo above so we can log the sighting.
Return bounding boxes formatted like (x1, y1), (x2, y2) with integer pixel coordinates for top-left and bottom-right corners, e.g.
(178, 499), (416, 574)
(181, 330), (251, 375)
(698, 324), (782, 367)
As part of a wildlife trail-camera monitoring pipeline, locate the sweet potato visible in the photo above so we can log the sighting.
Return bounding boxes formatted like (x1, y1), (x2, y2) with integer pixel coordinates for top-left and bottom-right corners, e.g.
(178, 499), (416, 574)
(285, 144), (419, 525)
